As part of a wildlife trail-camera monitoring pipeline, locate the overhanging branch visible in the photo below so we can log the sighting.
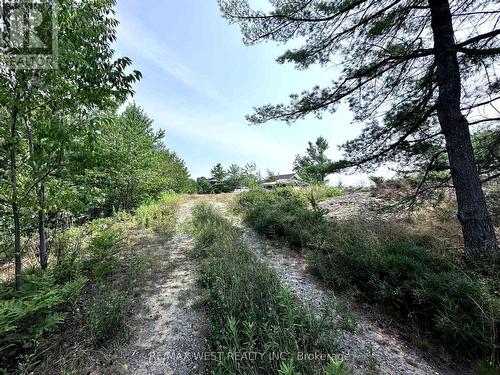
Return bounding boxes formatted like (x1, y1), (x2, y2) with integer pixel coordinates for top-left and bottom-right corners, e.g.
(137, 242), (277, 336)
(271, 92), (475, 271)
(456, 29), (500, 48)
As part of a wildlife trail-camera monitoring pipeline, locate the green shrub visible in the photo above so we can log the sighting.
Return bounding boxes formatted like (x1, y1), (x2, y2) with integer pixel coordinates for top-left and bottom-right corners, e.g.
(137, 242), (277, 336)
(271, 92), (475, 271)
(87, 227), (123, 280)
(307, 223), (498, 357)
(307, 185), (344, 203)
(1, 193), (174, 371)
(53, 228), (85, 284)
(0, 220), (107, 371)
(190, 203), (234, 256)
(89, 227), (123, 254)
(324, 358), (348, 375)
(113, 210), (131, 222)
(0, 272), (86, 367)
(53, 249), (82, 285)
(191, 203), (337, 374)
(237, 188), (327, 247)
(87, 217), (116, 233)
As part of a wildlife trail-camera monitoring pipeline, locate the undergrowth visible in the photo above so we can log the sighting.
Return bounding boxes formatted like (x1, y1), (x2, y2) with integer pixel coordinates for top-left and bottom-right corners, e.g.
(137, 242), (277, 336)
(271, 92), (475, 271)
(190, 203), (346, 375)
(303, 185), (344, 204)
(236, 188), (500, 365)
(0, 193), (180, 373)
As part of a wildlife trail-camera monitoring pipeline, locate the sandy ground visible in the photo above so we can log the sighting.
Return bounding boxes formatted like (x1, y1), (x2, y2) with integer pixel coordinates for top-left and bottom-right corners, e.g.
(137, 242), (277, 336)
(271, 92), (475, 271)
(209, 195), (471, 374)
(110, 194), (473, 374)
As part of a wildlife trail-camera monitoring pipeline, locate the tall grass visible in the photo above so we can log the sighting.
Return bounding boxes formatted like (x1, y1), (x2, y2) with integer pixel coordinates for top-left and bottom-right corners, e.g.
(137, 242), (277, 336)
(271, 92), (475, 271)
(135, 192), (180, 234)
(237, 189), (500, 363)
(303, 185), (345, 204)
(190, 203), (343, 374)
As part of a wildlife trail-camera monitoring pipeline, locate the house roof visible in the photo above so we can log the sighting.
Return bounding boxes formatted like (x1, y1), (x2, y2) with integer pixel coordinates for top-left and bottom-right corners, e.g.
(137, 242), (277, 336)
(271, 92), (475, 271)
(266, 173), (302, 182)
(277, 173), (298, 180)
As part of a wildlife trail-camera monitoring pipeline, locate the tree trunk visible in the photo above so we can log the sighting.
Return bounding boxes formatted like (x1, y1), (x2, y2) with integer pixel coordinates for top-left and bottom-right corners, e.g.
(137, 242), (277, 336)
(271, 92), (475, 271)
(38, 184), (48, 270)
(428, 0), (498, 259)
(10, 107), (22, 289)
(12, 195), (22, 289)
(25, 118), (49, 270)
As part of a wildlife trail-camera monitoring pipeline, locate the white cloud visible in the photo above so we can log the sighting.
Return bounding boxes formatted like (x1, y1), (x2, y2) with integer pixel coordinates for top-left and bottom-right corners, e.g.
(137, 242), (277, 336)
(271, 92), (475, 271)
(116, 13), (228, 105)
(148, 104), (298, 167)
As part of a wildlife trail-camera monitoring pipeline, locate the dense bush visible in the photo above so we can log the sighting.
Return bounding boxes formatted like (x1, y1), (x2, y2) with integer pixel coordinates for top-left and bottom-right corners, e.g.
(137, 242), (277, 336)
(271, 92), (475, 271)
(237, 189), (500, 361)
(0, 215), (132, 372)
(52, 230), (84, 284)
(308, 225), (499, 357)
(306, 185), (344, 203)
(87, 227), (124, 280)
(191, 203), (340, 374)
(236, 188), (328, 247)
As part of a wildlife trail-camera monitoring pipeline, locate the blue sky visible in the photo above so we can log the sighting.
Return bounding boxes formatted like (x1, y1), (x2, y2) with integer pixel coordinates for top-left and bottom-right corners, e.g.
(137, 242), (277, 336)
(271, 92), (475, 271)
(114, 0), (371, 184)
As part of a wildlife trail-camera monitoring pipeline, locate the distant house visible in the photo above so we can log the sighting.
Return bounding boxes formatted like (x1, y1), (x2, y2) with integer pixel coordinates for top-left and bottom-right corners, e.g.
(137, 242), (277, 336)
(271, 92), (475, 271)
(262, 173), (309, 190)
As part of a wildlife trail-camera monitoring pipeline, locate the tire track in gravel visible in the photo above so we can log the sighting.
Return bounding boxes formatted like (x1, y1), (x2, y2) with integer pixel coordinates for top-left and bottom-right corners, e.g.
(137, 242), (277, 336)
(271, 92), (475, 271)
(119, 200), (207, 375)
(238, 224), (471, 375)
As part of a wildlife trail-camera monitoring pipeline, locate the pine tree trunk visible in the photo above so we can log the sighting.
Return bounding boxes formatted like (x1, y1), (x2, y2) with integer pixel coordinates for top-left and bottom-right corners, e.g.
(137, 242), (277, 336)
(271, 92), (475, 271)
(428, 0), (498, 259)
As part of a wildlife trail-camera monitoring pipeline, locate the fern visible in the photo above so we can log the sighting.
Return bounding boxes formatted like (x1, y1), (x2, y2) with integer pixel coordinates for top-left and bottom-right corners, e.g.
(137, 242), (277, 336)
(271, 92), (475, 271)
(0, 275), (86, 350)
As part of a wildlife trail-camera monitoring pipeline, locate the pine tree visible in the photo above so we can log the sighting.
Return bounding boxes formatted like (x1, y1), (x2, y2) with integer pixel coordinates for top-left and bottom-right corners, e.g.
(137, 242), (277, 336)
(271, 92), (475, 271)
(219, 0), (499, 259)
(210, 163), (227, 194)
(294, 137), (333, 184)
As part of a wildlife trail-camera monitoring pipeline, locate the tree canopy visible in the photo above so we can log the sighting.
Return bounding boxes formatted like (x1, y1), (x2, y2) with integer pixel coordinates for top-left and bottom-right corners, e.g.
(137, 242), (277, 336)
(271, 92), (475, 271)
(0, 1), (192, 286)
(197, 162), (262, 194)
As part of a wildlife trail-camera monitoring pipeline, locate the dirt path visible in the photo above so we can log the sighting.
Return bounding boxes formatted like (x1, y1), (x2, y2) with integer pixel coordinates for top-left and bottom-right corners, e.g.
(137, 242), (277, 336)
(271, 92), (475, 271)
(114, 195), (471, 375)
(238, 225), (471, 375)
(119, 200), (206, 375)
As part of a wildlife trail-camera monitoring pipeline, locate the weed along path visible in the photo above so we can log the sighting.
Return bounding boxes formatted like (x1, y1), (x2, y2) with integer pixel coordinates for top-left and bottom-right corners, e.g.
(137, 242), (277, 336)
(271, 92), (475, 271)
(237, 224), (470, 375)
(118, 200), (207, 375)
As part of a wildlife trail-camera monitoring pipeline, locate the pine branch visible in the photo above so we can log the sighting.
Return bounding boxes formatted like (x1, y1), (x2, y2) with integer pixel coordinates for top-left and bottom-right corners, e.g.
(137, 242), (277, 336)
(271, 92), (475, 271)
(456, 29), (500, 48)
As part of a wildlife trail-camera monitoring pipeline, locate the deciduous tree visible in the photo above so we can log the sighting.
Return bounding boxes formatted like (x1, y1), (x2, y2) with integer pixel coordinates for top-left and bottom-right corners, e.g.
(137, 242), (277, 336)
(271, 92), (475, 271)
(1, 0), (141, 287)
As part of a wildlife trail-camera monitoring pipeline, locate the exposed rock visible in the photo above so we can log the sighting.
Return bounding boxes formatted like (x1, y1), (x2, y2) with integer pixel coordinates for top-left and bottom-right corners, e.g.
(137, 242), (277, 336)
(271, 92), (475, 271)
(319, 192), (395, 220)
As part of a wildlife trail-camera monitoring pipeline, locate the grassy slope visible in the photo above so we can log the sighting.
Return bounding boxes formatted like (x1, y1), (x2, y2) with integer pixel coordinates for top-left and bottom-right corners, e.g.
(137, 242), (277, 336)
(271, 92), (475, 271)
(236, 188), (499, 366)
